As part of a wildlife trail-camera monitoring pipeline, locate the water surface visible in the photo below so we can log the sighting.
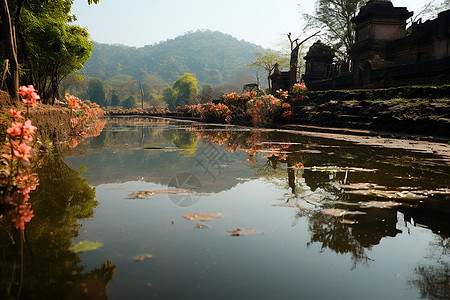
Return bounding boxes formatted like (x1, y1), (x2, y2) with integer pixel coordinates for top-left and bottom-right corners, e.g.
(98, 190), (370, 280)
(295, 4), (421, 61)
(2, 117), (449, 299)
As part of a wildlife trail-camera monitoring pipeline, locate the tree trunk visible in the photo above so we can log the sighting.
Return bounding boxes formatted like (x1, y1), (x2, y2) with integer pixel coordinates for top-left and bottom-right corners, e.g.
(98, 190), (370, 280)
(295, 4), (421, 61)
(0, 0), (19, 102)
(289, 44), (300, 90)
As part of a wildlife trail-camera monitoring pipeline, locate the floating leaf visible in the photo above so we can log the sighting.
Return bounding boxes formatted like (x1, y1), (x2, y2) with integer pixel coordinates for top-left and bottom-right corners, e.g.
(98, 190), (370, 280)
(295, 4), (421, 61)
(395, 191), (428, 200)
(133, 254), (153, 262)
(322, 208), (367, 217)
(193, 223), (210, 229)
(340, 219), (358, 224)
(129, 189), (189, 199)
(360, 201), (402, 208)
(69, 241), (103, 253)
(227, 228), (260, 236)
(182, 213), (222, 222)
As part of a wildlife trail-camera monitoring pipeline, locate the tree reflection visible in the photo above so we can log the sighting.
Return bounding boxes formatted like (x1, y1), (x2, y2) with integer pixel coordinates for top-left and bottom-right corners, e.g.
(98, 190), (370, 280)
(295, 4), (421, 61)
(0, 153), (116, 299)
(409, 236), (449, 300)
(303, 210), (371, 268)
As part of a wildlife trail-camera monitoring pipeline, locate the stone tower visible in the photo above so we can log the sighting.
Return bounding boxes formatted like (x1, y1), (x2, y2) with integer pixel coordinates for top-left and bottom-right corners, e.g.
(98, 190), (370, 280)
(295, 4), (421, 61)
(350, 0), (412, 79)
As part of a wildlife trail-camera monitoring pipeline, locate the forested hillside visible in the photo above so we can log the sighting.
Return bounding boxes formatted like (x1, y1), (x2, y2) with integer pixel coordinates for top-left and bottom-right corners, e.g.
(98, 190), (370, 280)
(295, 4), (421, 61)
(63, 30), (265, 108)
(80, 30), (264, 85)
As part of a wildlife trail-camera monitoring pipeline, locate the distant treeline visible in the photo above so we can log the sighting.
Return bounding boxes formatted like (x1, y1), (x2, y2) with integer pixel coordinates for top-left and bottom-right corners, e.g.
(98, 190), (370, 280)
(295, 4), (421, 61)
(62, 30), (264, 108)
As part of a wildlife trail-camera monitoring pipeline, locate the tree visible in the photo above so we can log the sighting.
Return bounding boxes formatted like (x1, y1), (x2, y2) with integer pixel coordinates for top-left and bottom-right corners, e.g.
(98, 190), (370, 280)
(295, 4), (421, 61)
(122, 95), (137, 109)
(302, 0), (368, 62)
(414, 0), (450, 21)
(0, 0), (19, 102)
(87, 78), (106, 106)
(248, 49), (289, 91)
(0, 0), (100, 103)
(162, 87), (178, 110)
(110, 90), (120, 106)
(171, 73), (199, 109)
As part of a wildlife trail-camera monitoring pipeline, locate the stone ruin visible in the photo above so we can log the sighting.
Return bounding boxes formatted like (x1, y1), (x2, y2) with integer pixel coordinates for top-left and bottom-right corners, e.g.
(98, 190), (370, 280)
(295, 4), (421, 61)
(272, 0), (450, 91)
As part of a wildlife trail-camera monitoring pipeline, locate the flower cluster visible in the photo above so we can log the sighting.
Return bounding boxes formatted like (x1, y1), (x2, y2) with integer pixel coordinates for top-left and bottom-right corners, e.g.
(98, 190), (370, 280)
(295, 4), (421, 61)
(176, 105), (202, 117)
(200, 103), (232, 123)
(19, 85), (40, 107)
(172, 83), (308, 127)
(56, 94), (106, 149)
(291, 81), (309, 102)
(1, 86), (40, 231)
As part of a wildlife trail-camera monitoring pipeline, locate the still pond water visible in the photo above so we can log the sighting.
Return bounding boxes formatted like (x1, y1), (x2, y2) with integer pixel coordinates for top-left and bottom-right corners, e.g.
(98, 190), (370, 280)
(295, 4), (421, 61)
(2, 117), (449, 299)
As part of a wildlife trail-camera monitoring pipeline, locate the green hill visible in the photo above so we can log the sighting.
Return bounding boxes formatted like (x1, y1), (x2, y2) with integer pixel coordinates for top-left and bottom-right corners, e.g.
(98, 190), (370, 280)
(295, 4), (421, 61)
(80, 30), (265, 86)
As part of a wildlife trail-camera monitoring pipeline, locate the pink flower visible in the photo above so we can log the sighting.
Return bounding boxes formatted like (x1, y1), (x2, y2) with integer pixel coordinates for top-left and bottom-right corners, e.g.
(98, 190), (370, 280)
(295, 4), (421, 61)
(6, 122), (23, 138)
(12, 142), (32, 161)
(12, 205), (34, 230)
(19, 85), (39, 107)
(22, 120), (37, 141)
(10, 109), (23, 119)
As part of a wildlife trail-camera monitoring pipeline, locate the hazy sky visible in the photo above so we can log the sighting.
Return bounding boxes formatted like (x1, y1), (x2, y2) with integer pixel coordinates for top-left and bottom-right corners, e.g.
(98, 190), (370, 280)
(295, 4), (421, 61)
(72, 0), (431, 49)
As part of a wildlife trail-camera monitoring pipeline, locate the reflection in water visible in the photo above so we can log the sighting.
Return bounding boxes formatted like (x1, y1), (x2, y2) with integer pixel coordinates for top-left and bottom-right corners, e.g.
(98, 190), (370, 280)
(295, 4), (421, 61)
(193, 124), (450, 264)
(59, 117), (449, 298)
(409, 236), (450, 300)
(0, 153), (116, 299)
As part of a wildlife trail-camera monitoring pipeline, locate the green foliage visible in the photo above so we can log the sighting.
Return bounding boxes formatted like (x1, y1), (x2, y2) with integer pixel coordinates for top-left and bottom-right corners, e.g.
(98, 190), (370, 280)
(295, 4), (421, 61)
(2, 0), (94, 102)
(80, 30), (263, 86)
(163, 87), (178, 110)
(87, 78), (106, 106)
(248, 49), (289, 88)
(110, 90), (120, 106)
(122, 95), (137, 109)
(302, 0), (368, 62)
(172, 73), (199, 108)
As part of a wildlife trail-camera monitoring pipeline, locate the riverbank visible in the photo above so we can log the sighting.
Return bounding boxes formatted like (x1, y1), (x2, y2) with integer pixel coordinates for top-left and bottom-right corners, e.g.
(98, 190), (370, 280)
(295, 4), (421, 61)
(292, 88), (450, 138)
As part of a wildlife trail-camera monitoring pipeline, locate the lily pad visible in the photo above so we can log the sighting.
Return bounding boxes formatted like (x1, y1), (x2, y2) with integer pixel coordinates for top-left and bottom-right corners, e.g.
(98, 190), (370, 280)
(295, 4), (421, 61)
(227, 228), (260, 236)
(69, 241), (103, 253)
(182, 213), (222, 222)
(133, 254), (153, 262)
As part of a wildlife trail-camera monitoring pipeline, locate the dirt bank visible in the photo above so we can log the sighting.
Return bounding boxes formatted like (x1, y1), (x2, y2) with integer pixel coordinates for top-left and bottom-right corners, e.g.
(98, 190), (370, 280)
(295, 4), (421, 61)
(0, 91), (72, 146)
(293, 86), (450, 138)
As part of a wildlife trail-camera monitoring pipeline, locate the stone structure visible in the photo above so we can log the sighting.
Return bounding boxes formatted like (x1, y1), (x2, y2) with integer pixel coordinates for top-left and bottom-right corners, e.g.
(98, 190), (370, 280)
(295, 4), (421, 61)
(303, 41), (335, 82)
(280, 0), (450, 91)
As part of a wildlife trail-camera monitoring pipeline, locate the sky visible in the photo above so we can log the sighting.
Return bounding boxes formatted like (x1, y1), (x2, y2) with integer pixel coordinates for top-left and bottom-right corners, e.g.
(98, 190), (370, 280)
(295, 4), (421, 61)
(72, 0), (432, 50)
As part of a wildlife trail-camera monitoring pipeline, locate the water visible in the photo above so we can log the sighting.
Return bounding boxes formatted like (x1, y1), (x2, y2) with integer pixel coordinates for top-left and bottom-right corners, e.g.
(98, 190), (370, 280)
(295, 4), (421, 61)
(1, 117), (449, 299)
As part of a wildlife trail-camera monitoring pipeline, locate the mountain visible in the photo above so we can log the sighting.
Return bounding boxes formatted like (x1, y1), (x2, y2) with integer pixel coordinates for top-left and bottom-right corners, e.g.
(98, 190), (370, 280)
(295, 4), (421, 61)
(79, 30), (265, 86)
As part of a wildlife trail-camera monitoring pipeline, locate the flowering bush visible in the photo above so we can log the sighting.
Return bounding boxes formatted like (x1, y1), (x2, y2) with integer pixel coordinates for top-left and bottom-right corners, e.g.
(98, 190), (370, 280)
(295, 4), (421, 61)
(200, 103), (231, 123)
(56, 94), (106, 148)
(1, 86), (40, 231)
(291, 81), (309, 103)
(176, 105), (202, 117)
(173, 83), (309, 127)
